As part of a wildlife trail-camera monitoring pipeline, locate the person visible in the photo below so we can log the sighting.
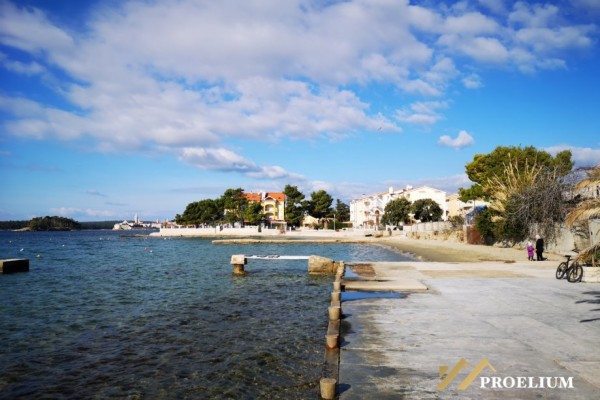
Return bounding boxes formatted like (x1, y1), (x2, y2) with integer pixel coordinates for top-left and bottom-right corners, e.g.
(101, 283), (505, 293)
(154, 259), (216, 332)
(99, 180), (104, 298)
(526, 241), (534, 261)
(535, 235), (544, 261)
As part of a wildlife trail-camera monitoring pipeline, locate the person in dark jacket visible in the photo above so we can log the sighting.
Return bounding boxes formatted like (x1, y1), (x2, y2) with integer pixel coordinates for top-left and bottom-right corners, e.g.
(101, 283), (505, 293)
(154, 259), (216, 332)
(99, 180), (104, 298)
(535, 235), (544, 261)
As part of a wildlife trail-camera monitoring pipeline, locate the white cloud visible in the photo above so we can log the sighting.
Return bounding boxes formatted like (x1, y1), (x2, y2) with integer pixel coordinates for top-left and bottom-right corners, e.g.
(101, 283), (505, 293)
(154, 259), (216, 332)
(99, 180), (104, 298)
(384, 174), (472, 195)
(49, 207), (117, 218)
(462, 73), (483, 89)
(179, 147), (257, 173)
(438, 130), (475, 149)
(545, 145), (600, 166)
(444, 12), (499, 35)
(246, 166), (305, 180)
(179, 147), (304, 181)
(0, 0), (597, 180)
(396, 101), (448, 125)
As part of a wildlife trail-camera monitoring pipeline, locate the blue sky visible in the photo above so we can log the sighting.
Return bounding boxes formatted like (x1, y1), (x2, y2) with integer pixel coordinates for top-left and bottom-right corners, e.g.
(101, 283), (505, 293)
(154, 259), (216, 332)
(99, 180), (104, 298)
(1, 0), (599, 222)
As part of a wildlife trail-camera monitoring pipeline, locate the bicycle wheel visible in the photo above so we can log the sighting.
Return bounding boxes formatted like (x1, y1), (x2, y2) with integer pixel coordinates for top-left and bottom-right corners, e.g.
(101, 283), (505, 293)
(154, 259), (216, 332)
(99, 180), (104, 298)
(555, 262), (568, 279)
(567, 263), (583, 283)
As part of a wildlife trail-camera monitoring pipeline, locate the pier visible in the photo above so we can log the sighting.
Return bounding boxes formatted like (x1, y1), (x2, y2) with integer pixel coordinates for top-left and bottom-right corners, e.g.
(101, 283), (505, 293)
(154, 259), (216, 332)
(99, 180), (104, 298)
(230, 254), (339, 275)
(0, 258), (29, 274)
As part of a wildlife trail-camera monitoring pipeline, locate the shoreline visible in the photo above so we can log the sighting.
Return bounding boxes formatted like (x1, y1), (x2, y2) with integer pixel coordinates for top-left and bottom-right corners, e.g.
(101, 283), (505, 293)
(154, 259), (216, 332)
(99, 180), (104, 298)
(203, 233), (560, 264)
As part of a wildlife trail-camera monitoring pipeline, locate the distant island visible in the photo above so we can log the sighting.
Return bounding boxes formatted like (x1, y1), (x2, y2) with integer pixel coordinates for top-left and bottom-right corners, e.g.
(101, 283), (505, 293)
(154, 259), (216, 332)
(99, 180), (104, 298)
(0, 217), (127, 231)
(7, 216), (82, 231)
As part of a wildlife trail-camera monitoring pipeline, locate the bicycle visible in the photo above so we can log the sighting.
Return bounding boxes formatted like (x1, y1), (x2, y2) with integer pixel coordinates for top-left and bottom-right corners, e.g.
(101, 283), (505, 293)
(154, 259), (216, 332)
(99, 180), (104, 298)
(555, 254), (583, 282)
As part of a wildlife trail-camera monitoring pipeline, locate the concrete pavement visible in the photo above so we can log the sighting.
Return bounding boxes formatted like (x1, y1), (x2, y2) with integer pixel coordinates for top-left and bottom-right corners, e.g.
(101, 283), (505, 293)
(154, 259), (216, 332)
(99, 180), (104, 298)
(338, 261), (600, 399)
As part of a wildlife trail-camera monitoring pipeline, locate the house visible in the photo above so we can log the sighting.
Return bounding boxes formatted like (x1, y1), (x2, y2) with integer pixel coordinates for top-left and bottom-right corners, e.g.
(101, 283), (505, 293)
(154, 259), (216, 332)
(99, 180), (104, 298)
(350, 185), (448, 227)
(243, 192), (286, 225)
(446, 194), (489, 220)
(302, 215), (319, 228)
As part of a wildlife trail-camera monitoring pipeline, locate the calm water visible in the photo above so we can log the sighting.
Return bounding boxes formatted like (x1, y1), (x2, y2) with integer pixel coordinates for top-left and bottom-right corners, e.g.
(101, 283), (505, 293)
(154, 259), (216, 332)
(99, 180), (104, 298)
(0, 231), (411, 399)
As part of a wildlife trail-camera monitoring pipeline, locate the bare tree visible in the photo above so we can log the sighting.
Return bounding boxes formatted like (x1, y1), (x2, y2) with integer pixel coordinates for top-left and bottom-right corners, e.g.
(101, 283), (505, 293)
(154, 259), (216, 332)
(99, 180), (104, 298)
(485, 156), (572, 245)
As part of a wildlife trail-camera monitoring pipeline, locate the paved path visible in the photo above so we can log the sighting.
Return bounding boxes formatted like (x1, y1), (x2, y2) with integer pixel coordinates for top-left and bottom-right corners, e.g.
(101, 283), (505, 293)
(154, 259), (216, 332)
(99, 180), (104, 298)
(339, 261), (600, 399)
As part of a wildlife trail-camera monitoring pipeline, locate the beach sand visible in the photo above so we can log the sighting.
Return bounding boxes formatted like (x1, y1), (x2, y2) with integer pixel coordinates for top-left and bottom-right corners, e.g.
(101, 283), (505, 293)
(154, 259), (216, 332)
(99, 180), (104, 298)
(161, 227), (559, 263)
(377, 235), (554, 263)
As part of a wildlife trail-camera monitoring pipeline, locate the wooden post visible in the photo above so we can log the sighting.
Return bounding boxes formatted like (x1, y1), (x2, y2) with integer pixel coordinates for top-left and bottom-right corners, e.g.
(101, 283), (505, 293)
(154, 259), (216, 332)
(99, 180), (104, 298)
(230, 255), (247, 275)
(320, 378), (336, 399)
(331, 291), (341, 302)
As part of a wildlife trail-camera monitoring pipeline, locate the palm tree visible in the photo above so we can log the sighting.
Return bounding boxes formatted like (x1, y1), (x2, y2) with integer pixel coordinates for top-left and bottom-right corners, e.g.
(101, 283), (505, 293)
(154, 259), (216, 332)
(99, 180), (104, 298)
(566, 164), (600, 266)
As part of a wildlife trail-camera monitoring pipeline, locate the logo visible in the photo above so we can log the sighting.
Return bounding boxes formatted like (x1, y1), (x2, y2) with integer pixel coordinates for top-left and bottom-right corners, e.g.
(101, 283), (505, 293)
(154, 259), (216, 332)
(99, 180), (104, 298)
(437, 358), (575, 391)
(437, 358), (496, 390)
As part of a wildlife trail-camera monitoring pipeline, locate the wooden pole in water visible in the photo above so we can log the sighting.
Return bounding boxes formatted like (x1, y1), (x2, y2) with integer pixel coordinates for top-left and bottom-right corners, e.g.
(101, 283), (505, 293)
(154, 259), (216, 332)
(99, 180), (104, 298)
(230, 255), (247, 275)
(320, 377), (336, 399)
(325, 333), (339, 350)
(328, 306), (341, 321)
(331, 291), (341, 302)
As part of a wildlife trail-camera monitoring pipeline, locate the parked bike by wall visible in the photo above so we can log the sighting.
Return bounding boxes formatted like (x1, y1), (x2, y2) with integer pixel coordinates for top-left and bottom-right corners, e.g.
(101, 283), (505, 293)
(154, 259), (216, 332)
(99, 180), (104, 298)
(556, 254), (583, 283)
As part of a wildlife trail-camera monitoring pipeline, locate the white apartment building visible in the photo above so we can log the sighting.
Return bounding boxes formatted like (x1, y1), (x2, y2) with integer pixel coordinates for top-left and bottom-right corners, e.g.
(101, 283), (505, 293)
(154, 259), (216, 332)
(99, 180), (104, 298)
(350, 185), (448, 228)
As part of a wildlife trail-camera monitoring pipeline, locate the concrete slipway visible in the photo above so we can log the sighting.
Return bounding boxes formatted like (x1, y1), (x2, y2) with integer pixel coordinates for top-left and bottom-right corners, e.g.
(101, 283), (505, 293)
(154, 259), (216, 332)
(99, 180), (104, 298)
(338, 260), (600, 399)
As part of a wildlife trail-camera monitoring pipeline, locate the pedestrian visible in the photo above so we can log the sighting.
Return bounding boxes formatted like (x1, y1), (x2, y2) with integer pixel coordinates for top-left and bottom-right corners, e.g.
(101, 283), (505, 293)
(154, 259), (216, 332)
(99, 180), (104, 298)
(535, 235), (544, 261)
(526, 241), (534, 261)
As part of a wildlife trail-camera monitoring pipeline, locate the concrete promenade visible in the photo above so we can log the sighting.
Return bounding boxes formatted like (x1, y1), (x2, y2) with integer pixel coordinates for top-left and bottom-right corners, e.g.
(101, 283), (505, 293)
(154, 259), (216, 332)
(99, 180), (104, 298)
(339, 261), (600, 399)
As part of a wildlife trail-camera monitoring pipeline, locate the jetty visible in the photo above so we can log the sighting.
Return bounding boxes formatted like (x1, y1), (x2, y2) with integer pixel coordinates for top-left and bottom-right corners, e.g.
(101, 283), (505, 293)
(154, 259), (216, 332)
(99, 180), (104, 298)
(333, 259), (600, 399)
(229, 254), (339, 275)
(0, 258), (29, 274)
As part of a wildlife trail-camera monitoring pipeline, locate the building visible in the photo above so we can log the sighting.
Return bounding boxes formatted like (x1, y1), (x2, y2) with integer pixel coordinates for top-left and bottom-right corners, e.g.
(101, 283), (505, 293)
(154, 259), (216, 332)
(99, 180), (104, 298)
(350, 185), (448, 228)
(243, 192), (286, 225)
(446, 194), (489, 220)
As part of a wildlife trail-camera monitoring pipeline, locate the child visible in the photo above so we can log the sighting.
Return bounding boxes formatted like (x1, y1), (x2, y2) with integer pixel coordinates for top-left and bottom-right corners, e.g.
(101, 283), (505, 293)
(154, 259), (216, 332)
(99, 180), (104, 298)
(526, 241), (534, 261)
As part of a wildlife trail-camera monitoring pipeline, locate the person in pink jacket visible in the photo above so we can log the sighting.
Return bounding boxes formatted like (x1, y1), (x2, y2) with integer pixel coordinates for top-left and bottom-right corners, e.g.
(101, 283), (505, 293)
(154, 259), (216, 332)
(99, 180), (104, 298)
(526, 241), (534, 261)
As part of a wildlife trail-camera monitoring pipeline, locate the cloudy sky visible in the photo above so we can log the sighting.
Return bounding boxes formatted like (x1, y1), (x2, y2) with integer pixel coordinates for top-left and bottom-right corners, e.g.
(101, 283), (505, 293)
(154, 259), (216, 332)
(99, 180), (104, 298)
(1, 0), (599, 222)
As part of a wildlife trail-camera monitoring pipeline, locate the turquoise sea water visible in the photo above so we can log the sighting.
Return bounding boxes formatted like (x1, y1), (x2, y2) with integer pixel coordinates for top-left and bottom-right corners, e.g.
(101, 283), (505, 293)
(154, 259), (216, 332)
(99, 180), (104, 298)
(0, 231), (411, 399)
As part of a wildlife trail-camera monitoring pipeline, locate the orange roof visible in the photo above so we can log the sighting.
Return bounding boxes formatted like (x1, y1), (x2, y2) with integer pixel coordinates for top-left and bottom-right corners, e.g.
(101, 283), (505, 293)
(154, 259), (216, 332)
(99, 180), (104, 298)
(243, 192), (286, 202)
(265, 192), (285, 201)
(243, 193), (262, 202)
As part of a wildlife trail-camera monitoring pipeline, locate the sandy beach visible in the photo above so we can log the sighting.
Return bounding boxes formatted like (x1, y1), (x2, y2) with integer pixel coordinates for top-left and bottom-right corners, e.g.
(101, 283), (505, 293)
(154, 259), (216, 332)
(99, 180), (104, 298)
(377, 235), (555, 263)
(187, 227), (560, 263)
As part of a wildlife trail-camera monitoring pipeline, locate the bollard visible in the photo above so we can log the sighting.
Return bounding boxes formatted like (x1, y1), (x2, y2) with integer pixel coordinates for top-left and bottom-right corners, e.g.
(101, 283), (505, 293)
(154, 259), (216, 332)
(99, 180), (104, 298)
(333, 281), (341, 291)
(325, 333), (339, 349)
(230, 255), (247, 275)
(320, 377), (336, 399)
(328, 306), (341, 321)
(331, 291), (341, 302)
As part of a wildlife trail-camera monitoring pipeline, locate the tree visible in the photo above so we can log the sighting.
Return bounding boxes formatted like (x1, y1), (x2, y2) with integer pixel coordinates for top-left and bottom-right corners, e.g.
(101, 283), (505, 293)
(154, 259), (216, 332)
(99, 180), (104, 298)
(283, 185), (305, 227)
(335, 199), (350, 223)
(177, 198), (223, 225)
(243, 201), (265, 225)
(307, 190), (333, 219)
(28, 216), (81, 231)
(381, 198), (412, 226)
(221, 188), (247, 225)
(486, 156), (571, 245)
(459, 146), (573, 201)
(566, 164), (600, 265)
(411, 199), (443, 222)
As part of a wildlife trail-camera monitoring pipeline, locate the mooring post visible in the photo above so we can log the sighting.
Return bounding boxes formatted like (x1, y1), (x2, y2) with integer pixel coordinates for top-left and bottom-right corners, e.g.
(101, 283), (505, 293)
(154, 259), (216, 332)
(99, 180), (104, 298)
(320, 377), (336, 399)
(230, 254), (247, 275)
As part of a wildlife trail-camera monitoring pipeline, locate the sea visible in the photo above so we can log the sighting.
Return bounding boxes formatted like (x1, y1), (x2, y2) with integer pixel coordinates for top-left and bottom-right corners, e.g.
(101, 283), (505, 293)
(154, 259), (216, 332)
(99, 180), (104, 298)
(0, 230), (412, 399)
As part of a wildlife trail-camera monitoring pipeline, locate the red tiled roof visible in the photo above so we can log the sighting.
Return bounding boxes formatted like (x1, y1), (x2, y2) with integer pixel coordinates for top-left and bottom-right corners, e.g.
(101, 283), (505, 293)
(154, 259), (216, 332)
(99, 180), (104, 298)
(243, 193), (262, 202)
(265, 192), (285, 201)
(243, 192), (286, 202)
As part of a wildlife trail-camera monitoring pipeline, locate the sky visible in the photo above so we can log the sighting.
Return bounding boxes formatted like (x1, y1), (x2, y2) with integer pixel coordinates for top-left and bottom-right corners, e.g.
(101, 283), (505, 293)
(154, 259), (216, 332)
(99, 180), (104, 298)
(1, 0), (599, 222)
